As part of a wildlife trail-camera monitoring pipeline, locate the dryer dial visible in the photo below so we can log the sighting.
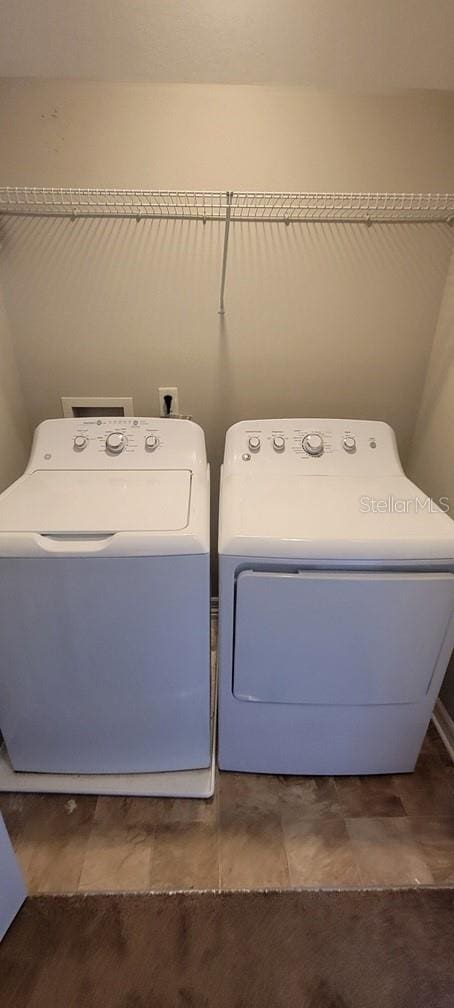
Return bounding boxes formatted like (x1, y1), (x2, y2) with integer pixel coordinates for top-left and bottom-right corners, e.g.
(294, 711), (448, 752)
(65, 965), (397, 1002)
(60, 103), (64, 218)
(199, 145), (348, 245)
(106, 432), (125, 454)
(302, 433), (324, 457)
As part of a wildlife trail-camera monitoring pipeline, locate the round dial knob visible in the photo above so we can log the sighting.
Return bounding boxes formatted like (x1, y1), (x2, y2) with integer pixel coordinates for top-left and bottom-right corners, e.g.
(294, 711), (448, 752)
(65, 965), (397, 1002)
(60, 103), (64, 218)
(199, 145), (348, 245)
(343, 435), (356, 453)
(73, 435), (87, 451)
(272, 436), (285, 452)
(302, 433), (324, 457)
(248, 436), (261, 452)
(105, 431), (125, 454)
(145, 434), (159, 452)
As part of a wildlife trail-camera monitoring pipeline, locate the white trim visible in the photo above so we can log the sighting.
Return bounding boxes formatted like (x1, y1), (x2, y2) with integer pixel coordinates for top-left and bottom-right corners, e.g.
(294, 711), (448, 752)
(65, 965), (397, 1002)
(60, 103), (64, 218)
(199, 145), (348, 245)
(432, 700), (454, 763)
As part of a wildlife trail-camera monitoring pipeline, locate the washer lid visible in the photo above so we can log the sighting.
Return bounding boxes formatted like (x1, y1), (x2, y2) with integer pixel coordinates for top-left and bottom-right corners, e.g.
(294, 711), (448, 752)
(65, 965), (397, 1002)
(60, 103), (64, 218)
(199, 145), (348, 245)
(219, 474), (454, 560)
(0, 469), (191, 534)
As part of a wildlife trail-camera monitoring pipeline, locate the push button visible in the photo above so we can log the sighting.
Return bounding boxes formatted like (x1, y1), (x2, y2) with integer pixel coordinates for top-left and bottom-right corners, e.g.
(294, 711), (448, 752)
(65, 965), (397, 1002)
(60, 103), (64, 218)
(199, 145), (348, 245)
(343, 436), (356, 453)
(272, 436), (285, 452)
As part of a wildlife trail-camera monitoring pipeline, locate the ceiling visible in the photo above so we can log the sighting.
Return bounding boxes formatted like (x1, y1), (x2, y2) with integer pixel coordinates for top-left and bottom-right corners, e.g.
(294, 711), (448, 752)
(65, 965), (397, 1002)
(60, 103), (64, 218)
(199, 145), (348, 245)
(0, 1), (454, 91)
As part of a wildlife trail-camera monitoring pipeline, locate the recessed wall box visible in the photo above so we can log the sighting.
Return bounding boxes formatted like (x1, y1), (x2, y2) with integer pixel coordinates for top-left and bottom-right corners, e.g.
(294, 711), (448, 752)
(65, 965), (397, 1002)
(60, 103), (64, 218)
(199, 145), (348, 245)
(61, 397), (134, 418)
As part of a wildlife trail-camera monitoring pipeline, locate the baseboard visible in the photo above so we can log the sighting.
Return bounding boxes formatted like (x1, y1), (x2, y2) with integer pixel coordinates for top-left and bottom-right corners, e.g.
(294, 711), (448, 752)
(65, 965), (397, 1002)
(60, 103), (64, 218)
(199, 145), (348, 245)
(432, 700), (454, 763)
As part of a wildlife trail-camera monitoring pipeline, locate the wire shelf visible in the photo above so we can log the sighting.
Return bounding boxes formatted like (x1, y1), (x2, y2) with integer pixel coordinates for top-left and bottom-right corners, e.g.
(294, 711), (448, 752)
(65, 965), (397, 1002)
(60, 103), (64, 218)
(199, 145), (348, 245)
(0, 188), (453, 222)
(0, 188), (228, 220)
(231, 191), (454, 222)
(1, 187), (453, 314)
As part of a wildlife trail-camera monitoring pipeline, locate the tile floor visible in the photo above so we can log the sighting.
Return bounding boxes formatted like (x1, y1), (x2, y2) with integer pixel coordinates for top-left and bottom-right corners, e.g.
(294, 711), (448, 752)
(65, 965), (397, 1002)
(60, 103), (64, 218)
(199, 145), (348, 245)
(1, 722), (453, 893)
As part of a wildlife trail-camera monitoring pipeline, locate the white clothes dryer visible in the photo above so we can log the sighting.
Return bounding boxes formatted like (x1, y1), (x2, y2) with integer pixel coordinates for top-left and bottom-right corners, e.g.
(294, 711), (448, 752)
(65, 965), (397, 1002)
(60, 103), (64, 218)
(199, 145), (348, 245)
(218, 419), (454, 774)
(0, 418), (211, 782)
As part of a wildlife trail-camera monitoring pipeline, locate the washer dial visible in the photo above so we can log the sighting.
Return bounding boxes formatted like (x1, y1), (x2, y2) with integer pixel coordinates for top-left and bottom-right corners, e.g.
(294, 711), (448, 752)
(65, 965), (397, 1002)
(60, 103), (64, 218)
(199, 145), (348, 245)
(248, 436), (261, 452)
(73, 435), (87, 451)
(106, 432), (125, 454)
(302, 433), (324, 457)
(145, 434), (159, 452)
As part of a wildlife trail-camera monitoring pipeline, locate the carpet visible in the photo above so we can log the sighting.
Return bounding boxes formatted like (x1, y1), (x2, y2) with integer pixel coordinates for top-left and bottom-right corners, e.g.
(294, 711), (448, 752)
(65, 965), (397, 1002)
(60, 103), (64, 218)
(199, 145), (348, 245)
(1, 888), (453, 1007)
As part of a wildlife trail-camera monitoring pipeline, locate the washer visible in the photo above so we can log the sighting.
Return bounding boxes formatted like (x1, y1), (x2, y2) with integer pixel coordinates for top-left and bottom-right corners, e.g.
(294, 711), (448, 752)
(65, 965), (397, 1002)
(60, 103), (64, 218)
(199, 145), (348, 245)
(0, 418), (211, 776)
(218, 418), (454, 775)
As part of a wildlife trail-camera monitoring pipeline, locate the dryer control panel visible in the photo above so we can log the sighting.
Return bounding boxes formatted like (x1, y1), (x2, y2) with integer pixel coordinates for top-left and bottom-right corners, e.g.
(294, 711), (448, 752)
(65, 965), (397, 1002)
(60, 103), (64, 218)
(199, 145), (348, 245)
(223, 419), (404, 477)
(27, 418), (207, 473)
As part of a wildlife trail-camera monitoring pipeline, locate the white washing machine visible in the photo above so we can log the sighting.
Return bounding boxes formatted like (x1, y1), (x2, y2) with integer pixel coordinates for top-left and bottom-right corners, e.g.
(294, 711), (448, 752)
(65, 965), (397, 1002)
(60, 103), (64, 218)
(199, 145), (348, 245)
(0, 417), (212, 789)
(218, 418), (454, 775)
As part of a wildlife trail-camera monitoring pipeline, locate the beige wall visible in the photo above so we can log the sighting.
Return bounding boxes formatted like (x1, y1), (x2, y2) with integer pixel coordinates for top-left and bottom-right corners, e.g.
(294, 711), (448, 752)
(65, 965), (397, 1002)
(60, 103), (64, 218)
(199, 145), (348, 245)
(409, 249), (454, 508)
(1, 81), (454, 192)
(409, 249), (454, 719)
(1, 81), (454, 470)
(0, 286), (30, 490)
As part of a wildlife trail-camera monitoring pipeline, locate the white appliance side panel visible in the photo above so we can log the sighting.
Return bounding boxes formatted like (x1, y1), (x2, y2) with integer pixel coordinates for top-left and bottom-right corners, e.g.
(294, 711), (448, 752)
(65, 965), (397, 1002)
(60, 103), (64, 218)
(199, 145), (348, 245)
(0, 555), (211, 774)
(0, 814), (26, 941)
(233, 570), (454, 706)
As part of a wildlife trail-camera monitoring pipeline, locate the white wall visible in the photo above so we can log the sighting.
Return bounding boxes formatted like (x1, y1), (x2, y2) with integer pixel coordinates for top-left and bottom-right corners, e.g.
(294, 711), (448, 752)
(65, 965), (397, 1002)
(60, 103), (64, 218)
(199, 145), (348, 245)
(0, 285), (30, 490)
(409, 249), (454, 719)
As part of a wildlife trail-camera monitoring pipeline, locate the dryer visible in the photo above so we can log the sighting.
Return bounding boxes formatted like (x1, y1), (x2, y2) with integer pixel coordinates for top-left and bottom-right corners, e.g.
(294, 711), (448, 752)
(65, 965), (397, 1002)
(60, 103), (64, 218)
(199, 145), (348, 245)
(218, 419), (454, 775)
(0, 418), (211, 778)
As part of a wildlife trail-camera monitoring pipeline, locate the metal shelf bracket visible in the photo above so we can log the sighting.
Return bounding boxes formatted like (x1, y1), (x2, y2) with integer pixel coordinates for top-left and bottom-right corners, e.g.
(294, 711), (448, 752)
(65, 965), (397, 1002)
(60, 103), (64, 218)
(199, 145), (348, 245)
(218, 191), (233, 315)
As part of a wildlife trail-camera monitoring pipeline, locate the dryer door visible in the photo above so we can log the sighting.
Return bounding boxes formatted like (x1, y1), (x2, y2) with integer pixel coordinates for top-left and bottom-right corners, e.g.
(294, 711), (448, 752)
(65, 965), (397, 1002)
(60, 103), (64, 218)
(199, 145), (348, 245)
(233, 570), (454, 705)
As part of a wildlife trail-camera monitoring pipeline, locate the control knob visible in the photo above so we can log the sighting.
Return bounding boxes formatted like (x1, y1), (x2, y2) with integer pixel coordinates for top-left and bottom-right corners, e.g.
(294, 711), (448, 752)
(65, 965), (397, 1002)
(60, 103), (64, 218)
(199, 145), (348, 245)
(272, 436), (285, 452)
(73, 435), (87, 451)
(145, 435), (159, 452)
(248, 436), (261, 452)
(343, 435), (356, 453)
(106, 432), (125, 454)
(302, 433), (324, 457)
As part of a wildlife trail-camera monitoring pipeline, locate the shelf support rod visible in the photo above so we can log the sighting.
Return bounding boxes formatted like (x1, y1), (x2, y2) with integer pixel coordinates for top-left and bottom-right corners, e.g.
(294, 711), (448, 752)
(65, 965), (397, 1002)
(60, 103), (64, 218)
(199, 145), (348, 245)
(218, 191), (233, 315)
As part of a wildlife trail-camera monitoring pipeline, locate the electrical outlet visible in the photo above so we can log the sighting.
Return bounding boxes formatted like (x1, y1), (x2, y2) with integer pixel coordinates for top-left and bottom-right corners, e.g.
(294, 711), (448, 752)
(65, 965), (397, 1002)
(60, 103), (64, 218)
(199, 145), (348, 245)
(158, 386), (179, 417)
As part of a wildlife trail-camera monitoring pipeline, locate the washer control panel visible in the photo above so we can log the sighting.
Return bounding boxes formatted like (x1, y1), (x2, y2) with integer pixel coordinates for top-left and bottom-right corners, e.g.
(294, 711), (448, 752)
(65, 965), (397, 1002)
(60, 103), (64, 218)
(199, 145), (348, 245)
(223, 419), (403, 476)
(28, 418), (207, 473)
